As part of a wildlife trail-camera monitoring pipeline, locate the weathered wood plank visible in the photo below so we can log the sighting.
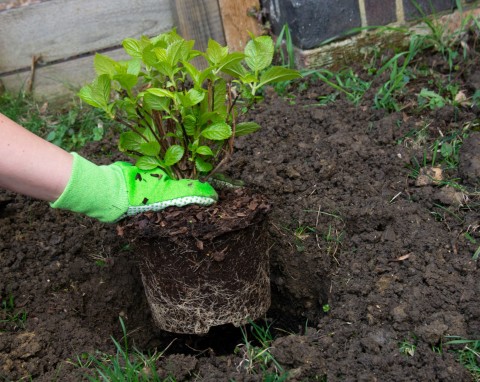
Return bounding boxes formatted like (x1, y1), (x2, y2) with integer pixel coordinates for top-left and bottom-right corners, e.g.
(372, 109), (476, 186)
(172, 0), (225, 52)
(0, 0), (174, 74)
(218, 0), (262, 52)
(1, 49), (130, 102)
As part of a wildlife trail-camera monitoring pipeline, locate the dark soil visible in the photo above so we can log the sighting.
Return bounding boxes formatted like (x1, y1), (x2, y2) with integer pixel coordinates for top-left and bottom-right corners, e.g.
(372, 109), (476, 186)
(120, 189), (272, 334)
(1, 34), (480, 381)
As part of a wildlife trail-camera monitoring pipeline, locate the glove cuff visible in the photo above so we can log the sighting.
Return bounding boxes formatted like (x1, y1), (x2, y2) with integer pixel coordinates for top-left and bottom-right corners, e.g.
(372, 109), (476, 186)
(50, 153), (128, 222)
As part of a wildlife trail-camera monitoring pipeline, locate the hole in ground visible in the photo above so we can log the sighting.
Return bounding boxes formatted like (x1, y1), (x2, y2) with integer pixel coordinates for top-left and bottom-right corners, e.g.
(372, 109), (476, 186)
(141, 285), (330, 358)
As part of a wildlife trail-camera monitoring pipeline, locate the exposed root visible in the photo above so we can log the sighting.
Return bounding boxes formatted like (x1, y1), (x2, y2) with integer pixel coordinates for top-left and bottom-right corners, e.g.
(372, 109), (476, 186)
(141, 256), (271, 334)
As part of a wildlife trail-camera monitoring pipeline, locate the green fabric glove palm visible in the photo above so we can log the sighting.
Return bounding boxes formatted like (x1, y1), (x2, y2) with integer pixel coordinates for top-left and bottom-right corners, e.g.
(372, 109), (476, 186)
(51, 153), (218, 222)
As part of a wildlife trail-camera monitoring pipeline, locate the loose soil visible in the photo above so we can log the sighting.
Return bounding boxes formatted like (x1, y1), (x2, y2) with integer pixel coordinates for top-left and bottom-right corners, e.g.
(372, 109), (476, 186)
(1, 36), (480, 381)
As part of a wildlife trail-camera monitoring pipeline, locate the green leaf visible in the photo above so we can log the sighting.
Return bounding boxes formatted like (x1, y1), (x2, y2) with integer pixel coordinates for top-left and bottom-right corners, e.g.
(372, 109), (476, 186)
(136, 156), (162, 170)
(198, 66), (215, 84)
(258, 66), (302, 87)
(213, 78), (227, 114)
(235, 121), (261, 137)
(217, 52), (245, 73)
(206, 39), (228, 65)
(220, 61), (247, 78)
(78, 85), (101, 109)
(201, 122), (232, 140)
(147, 88), (175, 99)
(166, 40), (192, 66)
(195, 157), (213, 173)
(139, 141), (161, 156)
(153, 47), (168, 62)
(196, 145), (214, 156)
(178, 88), (205, 108)
(164, 145), (184, 166)
(115, 98), (137, 119)
(240, 73), (258, 84)
(123, 38), (142, 58)
(182, 114), (197, 136)
(127, 58), (142, 76)
(113, 74), (138, 91)
(441, 142), (453, 158)
(143, 92), (171, 112)
(118, 131), (143, 152)
(198, 111), (224, 127)
(244, 36), (274, 72)
(78, 74), (111, 110)
(182, 61), (201, 85)
(142, 45), (159, 67)
(94, 54), (117, 77)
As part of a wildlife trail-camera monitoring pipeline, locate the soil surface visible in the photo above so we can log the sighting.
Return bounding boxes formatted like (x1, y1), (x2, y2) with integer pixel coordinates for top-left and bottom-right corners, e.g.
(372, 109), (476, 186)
(1, 32), (480, 381)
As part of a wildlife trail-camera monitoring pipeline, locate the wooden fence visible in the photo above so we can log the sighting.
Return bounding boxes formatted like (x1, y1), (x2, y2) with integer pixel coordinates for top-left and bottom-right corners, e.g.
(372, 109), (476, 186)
(0, 0), (261, 102)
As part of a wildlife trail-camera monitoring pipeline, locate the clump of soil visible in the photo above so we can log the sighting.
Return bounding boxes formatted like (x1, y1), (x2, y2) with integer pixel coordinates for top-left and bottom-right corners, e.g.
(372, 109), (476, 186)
(119, 188), (272, 334)
(1, 30), (480, 382)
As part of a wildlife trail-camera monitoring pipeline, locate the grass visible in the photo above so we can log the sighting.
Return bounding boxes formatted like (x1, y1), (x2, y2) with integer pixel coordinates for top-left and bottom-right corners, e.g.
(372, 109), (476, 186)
(69, 318), (287, 381)
(446, 337), (480, 381)
(0, 293), (27, 331)
(68, 317), (173, 381)
(399, 334), (418, 357)
(410, 0), (470, 72)
(0, 90), (115, 151)
(293, 223), (316, 252)
(307, 68), (371, 106)
(311, 0), (480, 112)
(235, 320), (286, 379)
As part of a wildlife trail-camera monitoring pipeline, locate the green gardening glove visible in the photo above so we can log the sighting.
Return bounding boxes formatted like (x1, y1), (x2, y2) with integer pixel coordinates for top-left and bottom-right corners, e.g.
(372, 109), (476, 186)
(51, 153), (218, 223)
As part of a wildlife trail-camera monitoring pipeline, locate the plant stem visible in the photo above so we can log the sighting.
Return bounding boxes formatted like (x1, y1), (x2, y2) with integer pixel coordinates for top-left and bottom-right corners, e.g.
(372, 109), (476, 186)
(226, 82), (237, 154)
(115, 116), (148, 142)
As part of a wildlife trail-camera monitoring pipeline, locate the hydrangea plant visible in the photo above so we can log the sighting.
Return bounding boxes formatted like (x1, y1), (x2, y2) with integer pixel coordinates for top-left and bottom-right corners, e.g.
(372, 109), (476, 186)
(79, 29), (301, 180)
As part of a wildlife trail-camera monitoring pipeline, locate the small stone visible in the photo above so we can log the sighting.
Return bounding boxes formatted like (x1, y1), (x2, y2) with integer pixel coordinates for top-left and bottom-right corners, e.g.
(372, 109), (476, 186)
(415, 167), (443, 186)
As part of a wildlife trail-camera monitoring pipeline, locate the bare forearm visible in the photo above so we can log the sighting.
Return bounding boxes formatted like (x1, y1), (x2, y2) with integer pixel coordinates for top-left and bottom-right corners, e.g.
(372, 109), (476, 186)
(0, 113), (73, 201)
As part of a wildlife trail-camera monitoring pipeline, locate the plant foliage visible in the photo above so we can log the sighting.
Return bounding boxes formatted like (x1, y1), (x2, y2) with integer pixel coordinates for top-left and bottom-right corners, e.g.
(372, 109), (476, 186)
(79, 29), (301, 179)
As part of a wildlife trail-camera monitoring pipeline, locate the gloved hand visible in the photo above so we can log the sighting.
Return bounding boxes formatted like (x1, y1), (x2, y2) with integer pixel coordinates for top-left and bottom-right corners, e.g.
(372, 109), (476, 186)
(51, 153), (217, 222)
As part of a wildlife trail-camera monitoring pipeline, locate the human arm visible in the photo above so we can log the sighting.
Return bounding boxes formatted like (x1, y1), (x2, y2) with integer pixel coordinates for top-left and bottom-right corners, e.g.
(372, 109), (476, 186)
(0, 113), (73, 201)
(0, 112), (217, 222)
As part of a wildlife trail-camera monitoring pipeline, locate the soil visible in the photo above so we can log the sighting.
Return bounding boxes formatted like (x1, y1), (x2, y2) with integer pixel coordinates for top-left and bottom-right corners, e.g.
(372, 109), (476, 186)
(120, 189), (272, 334)
(1, 34), (480, 381)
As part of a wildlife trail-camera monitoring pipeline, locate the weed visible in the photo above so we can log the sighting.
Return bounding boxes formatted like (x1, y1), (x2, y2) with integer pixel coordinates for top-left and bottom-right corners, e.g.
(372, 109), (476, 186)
(45, 106), (107, 151)
(473, 245), (480, 261)
(374, 34), (422, 111)
(0, 293), (27, 331)
(308, 68), (370, 106)
(399, 338), (417, 356)
(319, 223), (345, 265)
(417, 88), (447, 110)
(68, 317), (171, 381)
(436, 128), (469, 169)
(0, 91), (110, 151)
(410, 0), (470, 72)
(399, 123), (430, 149)
(446, 336), (480, 381)
(322, 304), (331, 313)
(293, 223), (316, 252)
(274, 24), (296, 70)
(235, 320), (286, 378)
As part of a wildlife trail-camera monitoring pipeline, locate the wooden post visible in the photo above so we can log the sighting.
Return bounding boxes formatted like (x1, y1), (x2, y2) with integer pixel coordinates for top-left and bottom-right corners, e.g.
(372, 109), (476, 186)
(172, 0), (226, 51)
(218, 0), (263, 52)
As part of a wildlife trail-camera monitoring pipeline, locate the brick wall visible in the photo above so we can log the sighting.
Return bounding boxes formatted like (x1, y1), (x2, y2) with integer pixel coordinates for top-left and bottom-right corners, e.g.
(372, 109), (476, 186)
(262, 0), (478, 51)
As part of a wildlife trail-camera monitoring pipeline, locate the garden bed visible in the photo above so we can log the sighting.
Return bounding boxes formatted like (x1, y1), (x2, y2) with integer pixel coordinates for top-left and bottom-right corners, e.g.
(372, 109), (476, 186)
(1, 23), (480, 381)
